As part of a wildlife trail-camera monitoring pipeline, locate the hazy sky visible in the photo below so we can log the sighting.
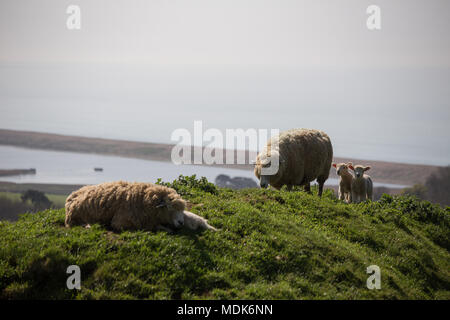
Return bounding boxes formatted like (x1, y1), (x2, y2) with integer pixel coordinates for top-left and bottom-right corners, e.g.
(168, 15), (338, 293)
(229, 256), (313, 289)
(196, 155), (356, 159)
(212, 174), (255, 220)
(1, 0), (449, 67)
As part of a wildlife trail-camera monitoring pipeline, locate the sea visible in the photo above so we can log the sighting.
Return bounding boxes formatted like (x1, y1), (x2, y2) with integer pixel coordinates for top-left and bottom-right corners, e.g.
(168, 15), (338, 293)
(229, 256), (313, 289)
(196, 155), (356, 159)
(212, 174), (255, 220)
(0, 146), (407, 188)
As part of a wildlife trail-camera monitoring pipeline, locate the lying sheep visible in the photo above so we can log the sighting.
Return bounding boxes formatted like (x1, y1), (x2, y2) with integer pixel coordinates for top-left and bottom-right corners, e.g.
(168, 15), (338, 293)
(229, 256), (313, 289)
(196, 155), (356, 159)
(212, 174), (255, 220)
(254, 128), (333, 196)
(349, 164), (373, 203)
(332, 162), (354, 203)
(65, 181), (216, 232)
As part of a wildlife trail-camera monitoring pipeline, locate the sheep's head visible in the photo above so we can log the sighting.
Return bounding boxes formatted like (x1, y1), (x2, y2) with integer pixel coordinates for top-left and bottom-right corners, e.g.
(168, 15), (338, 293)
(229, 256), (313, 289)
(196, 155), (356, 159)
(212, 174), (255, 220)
(332, 162), (353, 176)
(155, 203), (185, 229)
(253, 150), (284, 188)
(349, 164), (371, 178)
(169, 210), (185, 229)
(151, 188), (186, 229)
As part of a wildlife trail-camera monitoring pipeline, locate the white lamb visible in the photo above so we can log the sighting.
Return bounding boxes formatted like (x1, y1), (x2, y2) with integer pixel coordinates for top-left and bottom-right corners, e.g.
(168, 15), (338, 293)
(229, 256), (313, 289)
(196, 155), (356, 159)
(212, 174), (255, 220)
(182, 210), (218, 231)
(332, 162), (354, 203)
(349, 164), (373, 203)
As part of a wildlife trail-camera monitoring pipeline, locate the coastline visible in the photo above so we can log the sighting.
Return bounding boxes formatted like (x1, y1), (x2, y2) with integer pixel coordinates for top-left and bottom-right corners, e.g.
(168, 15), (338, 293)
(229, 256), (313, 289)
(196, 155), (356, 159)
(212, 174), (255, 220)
(0, 128), (440, 186)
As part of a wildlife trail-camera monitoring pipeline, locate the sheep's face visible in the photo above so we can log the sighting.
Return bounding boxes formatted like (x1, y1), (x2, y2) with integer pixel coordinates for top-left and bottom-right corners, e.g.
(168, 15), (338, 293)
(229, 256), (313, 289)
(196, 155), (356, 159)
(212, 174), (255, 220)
(332, 162), (352, 176)
(254, 151), (283, 188)
(259, 175), (271, 189)
(167, 210), (185, 229)
(349, 165), (371, 178)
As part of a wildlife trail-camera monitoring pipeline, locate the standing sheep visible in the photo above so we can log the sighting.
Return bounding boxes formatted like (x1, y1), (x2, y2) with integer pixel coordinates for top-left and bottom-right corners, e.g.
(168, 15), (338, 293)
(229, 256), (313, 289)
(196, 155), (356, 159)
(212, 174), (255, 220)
(254, 128), (333, 196)
(65, 181), (216, 232)
(332, 162), (354, 203)
(349, 165), (373, 203)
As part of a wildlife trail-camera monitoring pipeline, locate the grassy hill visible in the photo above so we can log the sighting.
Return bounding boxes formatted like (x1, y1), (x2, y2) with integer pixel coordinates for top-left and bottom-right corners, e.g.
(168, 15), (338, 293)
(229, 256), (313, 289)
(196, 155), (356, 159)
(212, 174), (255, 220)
(0, 176), (449, 300)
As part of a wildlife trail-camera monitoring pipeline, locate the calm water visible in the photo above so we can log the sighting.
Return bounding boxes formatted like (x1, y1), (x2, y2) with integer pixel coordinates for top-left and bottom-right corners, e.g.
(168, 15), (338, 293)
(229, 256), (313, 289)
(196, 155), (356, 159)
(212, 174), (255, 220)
(0, 146), (256, 185)
(0, 146), (407, 188)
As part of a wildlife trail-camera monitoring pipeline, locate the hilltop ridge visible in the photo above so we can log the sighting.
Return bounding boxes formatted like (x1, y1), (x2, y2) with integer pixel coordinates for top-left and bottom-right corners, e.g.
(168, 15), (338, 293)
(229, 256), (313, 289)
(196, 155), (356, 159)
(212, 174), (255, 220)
(0, 176), (448, 299)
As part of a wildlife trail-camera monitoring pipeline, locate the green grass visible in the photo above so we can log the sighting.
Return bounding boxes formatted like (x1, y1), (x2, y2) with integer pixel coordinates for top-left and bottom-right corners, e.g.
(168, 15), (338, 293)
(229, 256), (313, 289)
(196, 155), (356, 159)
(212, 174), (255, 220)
(0, 175), (449, 299)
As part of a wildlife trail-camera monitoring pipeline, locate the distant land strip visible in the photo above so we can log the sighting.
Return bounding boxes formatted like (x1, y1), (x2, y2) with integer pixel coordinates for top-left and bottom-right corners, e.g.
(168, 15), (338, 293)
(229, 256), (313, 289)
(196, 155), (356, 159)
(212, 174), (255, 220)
(0, 181), (83, 195)
(0, 129), (440, 186)
(0, 168), (36, 177)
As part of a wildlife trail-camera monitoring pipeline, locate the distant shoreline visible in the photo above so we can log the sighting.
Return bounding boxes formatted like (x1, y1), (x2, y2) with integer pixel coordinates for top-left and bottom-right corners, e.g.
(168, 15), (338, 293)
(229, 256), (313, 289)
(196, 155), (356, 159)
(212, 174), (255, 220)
(0, 168), (36, 177)
(0, 128), (440, 186)
(0, 181), (83, 195)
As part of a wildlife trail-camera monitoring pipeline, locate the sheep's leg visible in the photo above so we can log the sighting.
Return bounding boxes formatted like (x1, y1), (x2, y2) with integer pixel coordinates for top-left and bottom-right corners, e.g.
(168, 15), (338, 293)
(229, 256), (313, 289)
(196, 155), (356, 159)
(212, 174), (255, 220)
(366, 178), (373, 201)
(352, 191), (358, 204)
(304, 183), (311, 193)
(317, 176), (327, 197)
(318, 182), (324, 197)
(338, 186), (344, 201)
(347, 192), (352, 203)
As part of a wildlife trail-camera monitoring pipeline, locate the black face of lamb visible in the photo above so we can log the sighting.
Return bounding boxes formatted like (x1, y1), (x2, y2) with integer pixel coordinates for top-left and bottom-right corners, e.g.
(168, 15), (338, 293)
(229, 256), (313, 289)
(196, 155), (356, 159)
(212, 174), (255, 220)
(259, 176), (269, 188)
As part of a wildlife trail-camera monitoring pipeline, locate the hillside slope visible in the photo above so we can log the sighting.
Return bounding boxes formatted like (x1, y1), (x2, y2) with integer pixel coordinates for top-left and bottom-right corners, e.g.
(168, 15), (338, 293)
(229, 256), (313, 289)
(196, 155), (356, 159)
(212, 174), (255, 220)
(0, 176), (449, 299)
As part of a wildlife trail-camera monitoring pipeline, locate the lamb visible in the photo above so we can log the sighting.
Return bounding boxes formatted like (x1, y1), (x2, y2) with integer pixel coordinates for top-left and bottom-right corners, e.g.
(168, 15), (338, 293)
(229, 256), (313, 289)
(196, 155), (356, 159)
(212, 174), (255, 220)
(254, 128), (333, 196)
(65, 181), (216, 232)
(332, 162), (354, 203)
(348, 164), (373, 203)
(183, 210), (218, 231)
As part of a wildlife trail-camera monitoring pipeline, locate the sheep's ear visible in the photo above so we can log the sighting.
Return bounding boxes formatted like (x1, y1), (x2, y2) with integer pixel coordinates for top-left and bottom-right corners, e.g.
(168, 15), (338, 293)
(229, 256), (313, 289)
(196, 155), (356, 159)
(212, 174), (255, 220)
(347, 162), (353, 166)
(348, 165), (354, 170)
(332, 163), (337, 168)
(364, 166), (371, 171)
